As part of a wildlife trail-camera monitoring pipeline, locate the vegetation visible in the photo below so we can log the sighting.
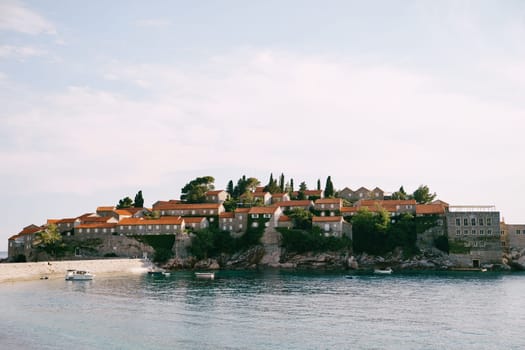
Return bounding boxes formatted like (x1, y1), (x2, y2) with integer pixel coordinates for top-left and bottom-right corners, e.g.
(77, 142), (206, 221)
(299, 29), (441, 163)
(181, 176), (215, 203)
(33, 224), (64, 258)
(278, 227), (352, 253)
(434, 234), (449, 253)
(286, 208), (313, 230)
(131, 234), (175, 263)
(264, 173), (280, 194)
(350, 208), (437, 257)
(412, 185), (437, 204)
(324, 176), (335, 197)
(448, 240), (471, 254)
(134, 190), (144, 208)
(116, 196), (134, 209)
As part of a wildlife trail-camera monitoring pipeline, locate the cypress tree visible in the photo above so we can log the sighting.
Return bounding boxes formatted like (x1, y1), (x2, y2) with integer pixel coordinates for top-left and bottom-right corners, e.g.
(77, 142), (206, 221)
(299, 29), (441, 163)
(134, 190), (144, 208)
(325, 176), (334, 197)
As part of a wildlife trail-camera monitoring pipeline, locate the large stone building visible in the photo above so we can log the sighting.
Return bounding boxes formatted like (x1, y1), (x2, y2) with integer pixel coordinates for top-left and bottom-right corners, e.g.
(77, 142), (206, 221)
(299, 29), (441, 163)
(445, 206), (502, 268)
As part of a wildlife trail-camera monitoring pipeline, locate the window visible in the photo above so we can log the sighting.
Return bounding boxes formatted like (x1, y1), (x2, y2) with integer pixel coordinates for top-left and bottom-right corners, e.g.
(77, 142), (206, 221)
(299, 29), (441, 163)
(464, 218), (469, 226)
(166, 225), (170, 229)
(128, 225), (132, 230)
(472, 241), (478, 247)
(263, 214), (271, 218)
(471, 229), (476, 235)
(324, 224), (330, 231)
(265, 222), (269, 227)
(148, 225), (152, 230)
(161, 211), (165, 215)
(456, 218), (461, 226)
(252, 214), (259, 218)
(487, 229), (492, 235)
(94, 229), (98, 233)
(479, 229), (484, 235)
(155, 225), (160, 230)
(487, 218), (492, 226)
(203, 210), (207, 214)
(139, 225), (143, 230)
(238, 215), (242, 219)
(464, 230), (469, 235)
(252, 222), (259, 228)
(456, 229), (461, 236)
(480, 241), (486, 247)
(471, 218), (476, 226)
(192, 210), (196, 215)
(103, 228), (107, 233)
(321, 204), (325, 209)
(86, 228), (90, 233)
(229, 225), (233, 230)
(174, 225), (178, 229)
(479, 218), (484, 226)
(223, 226), (227, 230)
(517, 230), (521, 234)
(79, 228), (83, 233)
(239, 224), (243, 229)
(210, 210), (214, 214)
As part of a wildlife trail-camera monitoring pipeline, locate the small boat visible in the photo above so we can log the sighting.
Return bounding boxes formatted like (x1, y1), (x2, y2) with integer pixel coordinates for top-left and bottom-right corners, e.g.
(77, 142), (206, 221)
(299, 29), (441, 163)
(195, 272), (215, 279)
(373, 267), (393, 275)
(65, 269), (94, 281)
(147, 268), (170, 277)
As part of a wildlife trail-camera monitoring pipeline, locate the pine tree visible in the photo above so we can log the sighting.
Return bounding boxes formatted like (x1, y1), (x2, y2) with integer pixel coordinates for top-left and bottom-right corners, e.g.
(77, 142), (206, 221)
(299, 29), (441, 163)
(134, 190), (144, 208)
(317, 179), (321, 190)
(279, 173), (285, 193)
(324, 176), (334, 197)
(226, 180), (234, 196)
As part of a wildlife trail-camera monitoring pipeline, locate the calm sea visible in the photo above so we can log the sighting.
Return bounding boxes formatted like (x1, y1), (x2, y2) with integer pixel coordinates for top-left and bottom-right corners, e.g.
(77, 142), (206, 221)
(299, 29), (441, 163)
(1, 270), (524, 350)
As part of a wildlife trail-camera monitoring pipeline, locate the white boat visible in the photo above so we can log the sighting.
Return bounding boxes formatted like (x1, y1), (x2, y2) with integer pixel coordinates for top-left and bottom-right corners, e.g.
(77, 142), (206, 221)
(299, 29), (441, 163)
(195, 272), (215, 279)
(147, 268), (170, 277)
(65, 269), (94, 281)
(374, 267), (393, 275)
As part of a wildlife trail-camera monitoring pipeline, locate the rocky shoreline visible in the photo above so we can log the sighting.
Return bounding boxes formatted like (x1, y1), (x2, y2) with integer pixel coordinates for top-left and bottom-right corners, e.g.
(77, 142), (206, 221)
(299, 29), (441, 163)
(162, 245), (513, 272)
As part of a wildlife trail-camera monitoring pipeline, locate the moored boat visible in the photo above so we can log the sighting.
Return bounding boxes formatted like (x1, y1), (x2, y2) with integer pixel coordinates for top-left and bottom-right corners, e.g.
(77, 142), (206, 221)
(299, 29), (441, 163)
(65, 269), (94, 281)
(373, 267), (393, 275)
(195, 272), (215, 279)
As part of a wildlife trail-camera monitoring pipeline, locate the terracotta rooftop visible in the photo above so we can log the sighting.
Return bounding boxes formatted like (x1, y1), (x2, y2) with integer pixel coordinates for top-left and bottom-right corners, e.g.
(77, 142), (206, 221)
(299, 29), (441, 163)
(234, 208), (251, 213)
(114, 209), (133, 216)
(118, 217), (184, 225)
(206, 190), (226, 195)
(275, 200), (313, 207)
(315, 198), (342, 204)
(183, 217), (207, 224)
(416, 204), (445, 215)
(76, 223), (117, 229)
(219, 212), (235, 219)
(278, 215), (291, 222)
(249, 206), (279, 215)
(312, 216), (343, 222)
(97, 206), (115, 212)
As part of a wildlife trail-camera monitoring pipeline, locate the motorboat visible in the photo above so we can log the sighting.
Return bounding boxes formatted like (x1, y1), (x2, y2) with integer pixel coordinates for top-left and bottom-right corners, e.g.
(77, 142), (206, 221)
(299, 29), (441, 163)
(65, 269), (94, 281)
(147, 268), (170, 277)
(195, 272), (215, 279)
(373, 267), (393, 275)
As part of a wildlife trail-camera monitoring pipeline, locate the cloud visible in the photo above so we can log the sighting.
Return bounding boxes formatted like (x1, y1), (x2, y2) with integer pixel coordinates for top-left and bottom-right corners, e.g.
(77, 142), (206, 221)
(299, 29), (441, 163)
(0, 45), (47, 59)
(135, 18), (171, 28)
(0, 0), (56, 35)
(2, 49), (524, 199)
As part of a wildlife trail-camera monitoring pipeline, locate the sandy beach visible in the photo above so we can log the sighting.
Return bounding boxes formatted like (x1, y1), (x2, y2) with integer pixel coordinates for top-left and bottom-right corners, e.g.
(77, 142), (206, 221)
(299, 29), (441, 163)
(0, 258), (154, 283)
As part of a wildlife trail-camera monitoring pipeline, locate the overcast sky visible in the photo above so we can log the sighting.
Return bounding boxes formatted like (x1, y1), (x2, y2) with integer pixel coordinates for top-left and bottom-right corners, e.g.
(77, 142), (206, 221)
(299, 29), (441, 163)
(1, 0), (524, 251)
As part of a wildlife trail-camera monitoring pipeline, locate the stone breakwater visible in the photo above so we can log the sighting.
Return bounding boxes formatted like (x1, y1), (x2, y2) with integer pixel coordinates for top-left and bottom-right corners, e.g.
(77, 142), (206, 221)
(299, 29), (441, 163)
(0, 258), (153, 283)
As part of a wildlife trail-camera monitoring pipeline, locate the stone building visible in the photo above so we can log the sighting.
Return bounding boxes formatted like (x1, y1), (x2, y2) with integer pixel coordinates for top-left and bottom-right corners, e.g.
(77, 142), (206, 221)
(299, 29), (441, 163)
(445, 206), (502, 268)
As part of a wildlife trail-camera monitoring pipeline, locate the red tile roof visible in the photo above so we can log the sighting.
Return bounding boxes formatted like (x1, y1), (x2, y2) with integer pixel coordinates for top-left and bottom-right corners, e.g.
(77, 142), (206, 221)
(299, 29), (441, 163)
(315, 198), (342, 205)
(341, 207), (358, 213)
(118, 217), (184, 225)
(9, 225), (42, 240)
(278, 215), (291, 222)
(219, 212), (235, 219)
(56, 218), (77, 224)
(114, 209), (132, 216)
(183, 217), (207, 224)
(359, 200), (416, 206)
(76, 223), (117, 229)
(274, 200), (313, 207)
(234, 208), (251, 213)
(81, 216), (112, 224)
(304, 190), (323, 196)
(416, 204), (445, 215)
(312, 216), (343, 222)
(249, 207), (279, 215)
(97, 206), (115, 212)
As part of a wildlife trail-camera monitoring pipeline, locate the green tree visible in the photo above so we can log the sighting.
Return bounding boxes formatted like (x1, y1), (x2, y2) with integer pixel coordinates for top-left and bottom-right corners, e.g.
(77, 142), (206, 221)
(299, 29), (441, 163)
(117, 196), (134, 209)
(279, 173), (285, 193)
(33, 224), (63, 258)
(324, 176), (335, 197)
(226, 180), (234, 196)
(287, 208), (313, 230)
(317, 179), (321, 191)
(134, 190), (144, 208)
(412, 185), (437, 204)
(297, 181), (308, 200)
(265, 173), (280, 194)
(391, 186), (408, 200)
(181, 176), (215, 203)
(290, 178), (294, 193)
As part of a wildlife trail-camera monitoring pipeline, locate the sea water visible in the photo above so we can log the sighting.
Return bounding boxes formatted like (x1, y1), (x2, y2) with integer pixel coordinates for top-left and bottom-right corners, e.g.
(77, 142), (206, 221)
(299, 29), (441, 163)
(1, 270), (524, 350)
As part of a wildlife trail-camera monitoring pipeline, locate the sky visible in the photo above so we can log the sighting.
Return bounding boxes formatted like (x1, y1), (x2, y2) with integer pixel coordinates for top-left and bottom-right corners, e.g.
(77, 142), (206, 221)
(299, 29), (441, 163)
(1, 0), (524, 251)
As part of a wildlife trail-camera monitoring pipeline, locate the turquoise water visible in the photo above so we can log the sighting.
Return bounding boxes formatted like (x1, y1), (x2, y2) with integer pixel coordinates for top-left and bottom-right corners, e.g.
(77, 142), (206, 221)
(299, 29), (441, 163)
(1, 270), (525, 349)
